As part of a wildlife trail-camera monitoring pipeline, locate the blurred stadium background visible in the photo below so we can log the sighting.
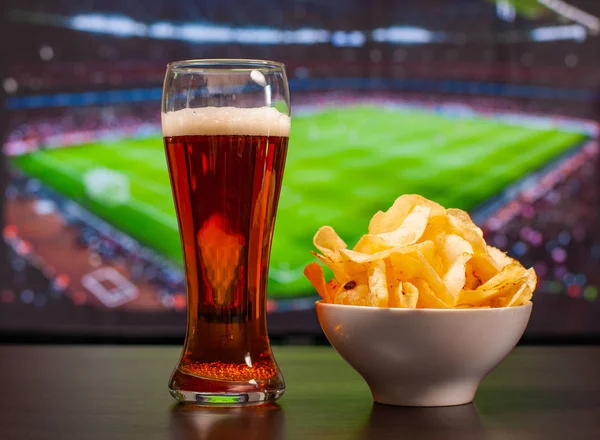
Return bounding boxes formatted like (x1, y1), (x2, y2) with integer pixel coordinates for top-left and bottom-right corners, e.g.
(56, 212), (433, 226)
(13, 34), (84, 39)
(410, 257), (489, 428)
(1, 0), (599, 340)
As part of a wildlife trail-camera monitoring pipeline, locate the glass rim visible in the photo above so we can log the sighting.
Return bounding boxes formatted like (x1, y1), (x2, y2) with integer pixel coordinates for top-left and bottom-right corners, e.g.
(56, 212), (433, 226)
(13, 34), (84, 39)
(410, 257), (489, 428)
(166, 58), (286, 71)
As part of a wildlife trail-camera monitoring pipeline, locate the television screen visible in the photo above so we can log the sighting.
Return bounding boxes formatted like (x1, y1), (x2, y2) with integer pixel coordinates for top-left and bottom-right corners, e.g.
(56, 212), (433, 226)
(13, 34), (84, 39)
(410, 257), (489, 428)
(1, 0), (599, 340)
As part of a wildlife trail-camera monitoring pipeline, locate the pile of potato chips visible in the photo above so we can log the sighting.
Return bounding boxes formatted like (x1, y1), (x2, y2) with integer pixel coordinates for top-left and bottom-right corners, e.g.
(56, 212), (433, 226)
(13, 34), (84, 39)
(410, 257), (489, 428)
(304, 195), (536, 308)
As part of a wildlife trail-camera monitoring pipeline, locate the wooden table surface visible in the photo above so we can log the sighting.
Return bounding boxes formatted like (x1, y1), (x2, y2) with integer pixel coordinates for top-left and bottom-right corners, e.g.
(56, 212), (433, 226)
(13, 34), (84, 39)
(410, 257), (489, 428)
(0, 345), (599, 440)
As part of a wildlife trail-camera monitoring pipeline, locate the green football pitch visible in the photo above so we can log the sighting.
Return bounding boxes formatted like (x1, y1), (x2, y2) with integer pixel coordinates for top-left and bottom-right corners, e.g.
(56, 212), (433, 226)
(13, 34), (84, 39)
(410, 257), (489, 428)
(13, 105), (586, 296)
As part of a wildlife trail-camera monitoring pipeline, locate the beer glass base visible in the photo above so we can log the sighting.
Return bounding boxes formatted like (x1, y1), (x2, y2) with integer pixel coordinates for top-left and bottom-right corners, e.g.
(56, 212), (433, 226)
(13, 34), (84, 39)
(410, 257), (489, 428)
(170, 389), (285, 406)
(169, 367), (285, 406)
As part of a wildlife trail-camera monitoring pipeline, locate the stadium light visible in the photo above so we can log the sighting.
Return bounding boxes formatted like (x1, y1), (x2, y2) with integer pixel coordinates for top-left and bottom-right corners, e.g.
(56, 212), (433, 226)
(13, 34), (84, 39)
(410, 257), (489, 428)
(180, 24), (231, 43)
(233, 28), (282, 44)
(148, 22), (177, 39)
(71, 15), (147, 37)
(530, 24), (586, 42)
(282, 29), (330, 44)
(40, 12), (435, 46)
(537, 0), (600, 34)
(372, 26), (436, 44)
(331, 31), (366, 47)
(496, 0), (516, 22)
(68, 13), (330, 45)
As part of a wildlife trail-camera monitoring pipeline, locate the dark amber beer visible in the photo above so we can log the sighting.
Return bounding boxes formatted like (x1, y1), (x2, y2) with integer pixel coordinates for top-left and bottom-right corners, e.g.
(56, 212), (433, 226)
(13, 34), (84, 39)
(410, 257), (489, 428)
(162, 102), (290, 404)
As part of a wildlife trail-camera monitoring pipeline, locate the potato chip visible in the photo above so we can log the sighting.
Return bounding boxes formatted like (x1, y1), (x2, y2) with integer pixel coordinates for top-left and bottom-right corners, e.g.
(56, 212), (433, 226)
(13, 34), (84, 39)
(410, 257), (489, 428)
(353, 234), (390, 255)
(385, 259), (401, 308)
(388, 250), (455, 306)
(464, 262), (482, 290)
(420, 213), (450, 243)
(384, 261), (419, 309)
(304, 262), (329, 301)
(334, 282), (370, 306)
(355, 205), (431, 253)
(341, 240), (436, 264)
(311, 251), (369, 286)
(524, 267), (538, 292)
(313, 226), (347, 260)
(476, 263), (527, 292)
(412, 240), (445, 276)
(369, 194), (445, 234)
(443, 252), (472, 298)
(489, 269), (536, 307)
(305, 194), (536, 309)
(377, 205), (431, 246)
(446, 211), (499, 283)
(508, 284), (533, 306)
(487, 246), (514, 269)
(366, 260), (389, 307)
(413, 279), (452, 309)
(493, 283), (532, 308)
(326, 278), (340, 301)
(440, 234), (473, 295)
(446, 209), (484, 237)
(440, 234), (473, 264)
(339, 248), (393, 264)
(458, 264), (528, 306)
(400, 281), (419, 308)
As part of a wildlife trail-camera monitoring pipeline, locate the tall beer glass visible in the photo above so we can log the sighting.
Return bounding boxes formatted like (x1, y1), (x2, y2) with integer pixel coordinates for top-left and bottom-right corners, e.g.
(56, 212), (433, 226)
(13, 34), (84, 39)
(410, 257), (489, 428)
(161, 60), (290, 405)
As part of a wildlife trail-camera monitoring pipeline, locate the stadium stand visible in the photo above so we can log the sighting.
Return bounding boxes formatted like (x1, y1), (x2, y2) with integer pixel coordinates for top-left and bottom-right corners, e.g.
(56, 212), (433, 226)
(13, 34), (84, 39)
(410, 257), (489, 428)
(1, 0), (600, 337)
(483, 142), (600, 304)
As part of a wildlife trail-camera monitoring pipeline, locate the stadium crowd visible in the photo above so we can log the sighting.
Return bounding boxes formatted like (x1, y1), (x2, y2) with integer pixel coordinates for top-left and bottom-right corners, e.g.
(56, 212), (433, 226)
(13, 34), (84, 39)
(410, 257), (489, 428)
(483, 142), (600, 304)
(5, 172), (186, 311)
(4, 104), (160, 155)
(4, 89), (598, 156)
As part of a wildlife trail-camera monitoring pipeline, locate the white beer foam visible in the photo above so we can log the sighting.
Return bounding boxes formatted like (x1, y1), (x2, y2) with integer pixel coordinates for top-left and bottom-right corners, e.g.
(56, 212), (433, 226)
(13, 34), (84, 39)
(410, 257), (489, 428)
(162, 106), (290, 137)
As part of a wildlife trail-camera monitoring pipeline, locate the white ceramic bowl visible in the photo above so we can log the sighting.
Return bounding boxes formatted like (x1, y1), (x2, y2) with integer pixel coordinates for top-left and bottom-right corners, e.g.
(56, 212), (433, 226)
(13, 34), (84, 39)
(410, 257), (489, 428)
(316, 301), (532, 407)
